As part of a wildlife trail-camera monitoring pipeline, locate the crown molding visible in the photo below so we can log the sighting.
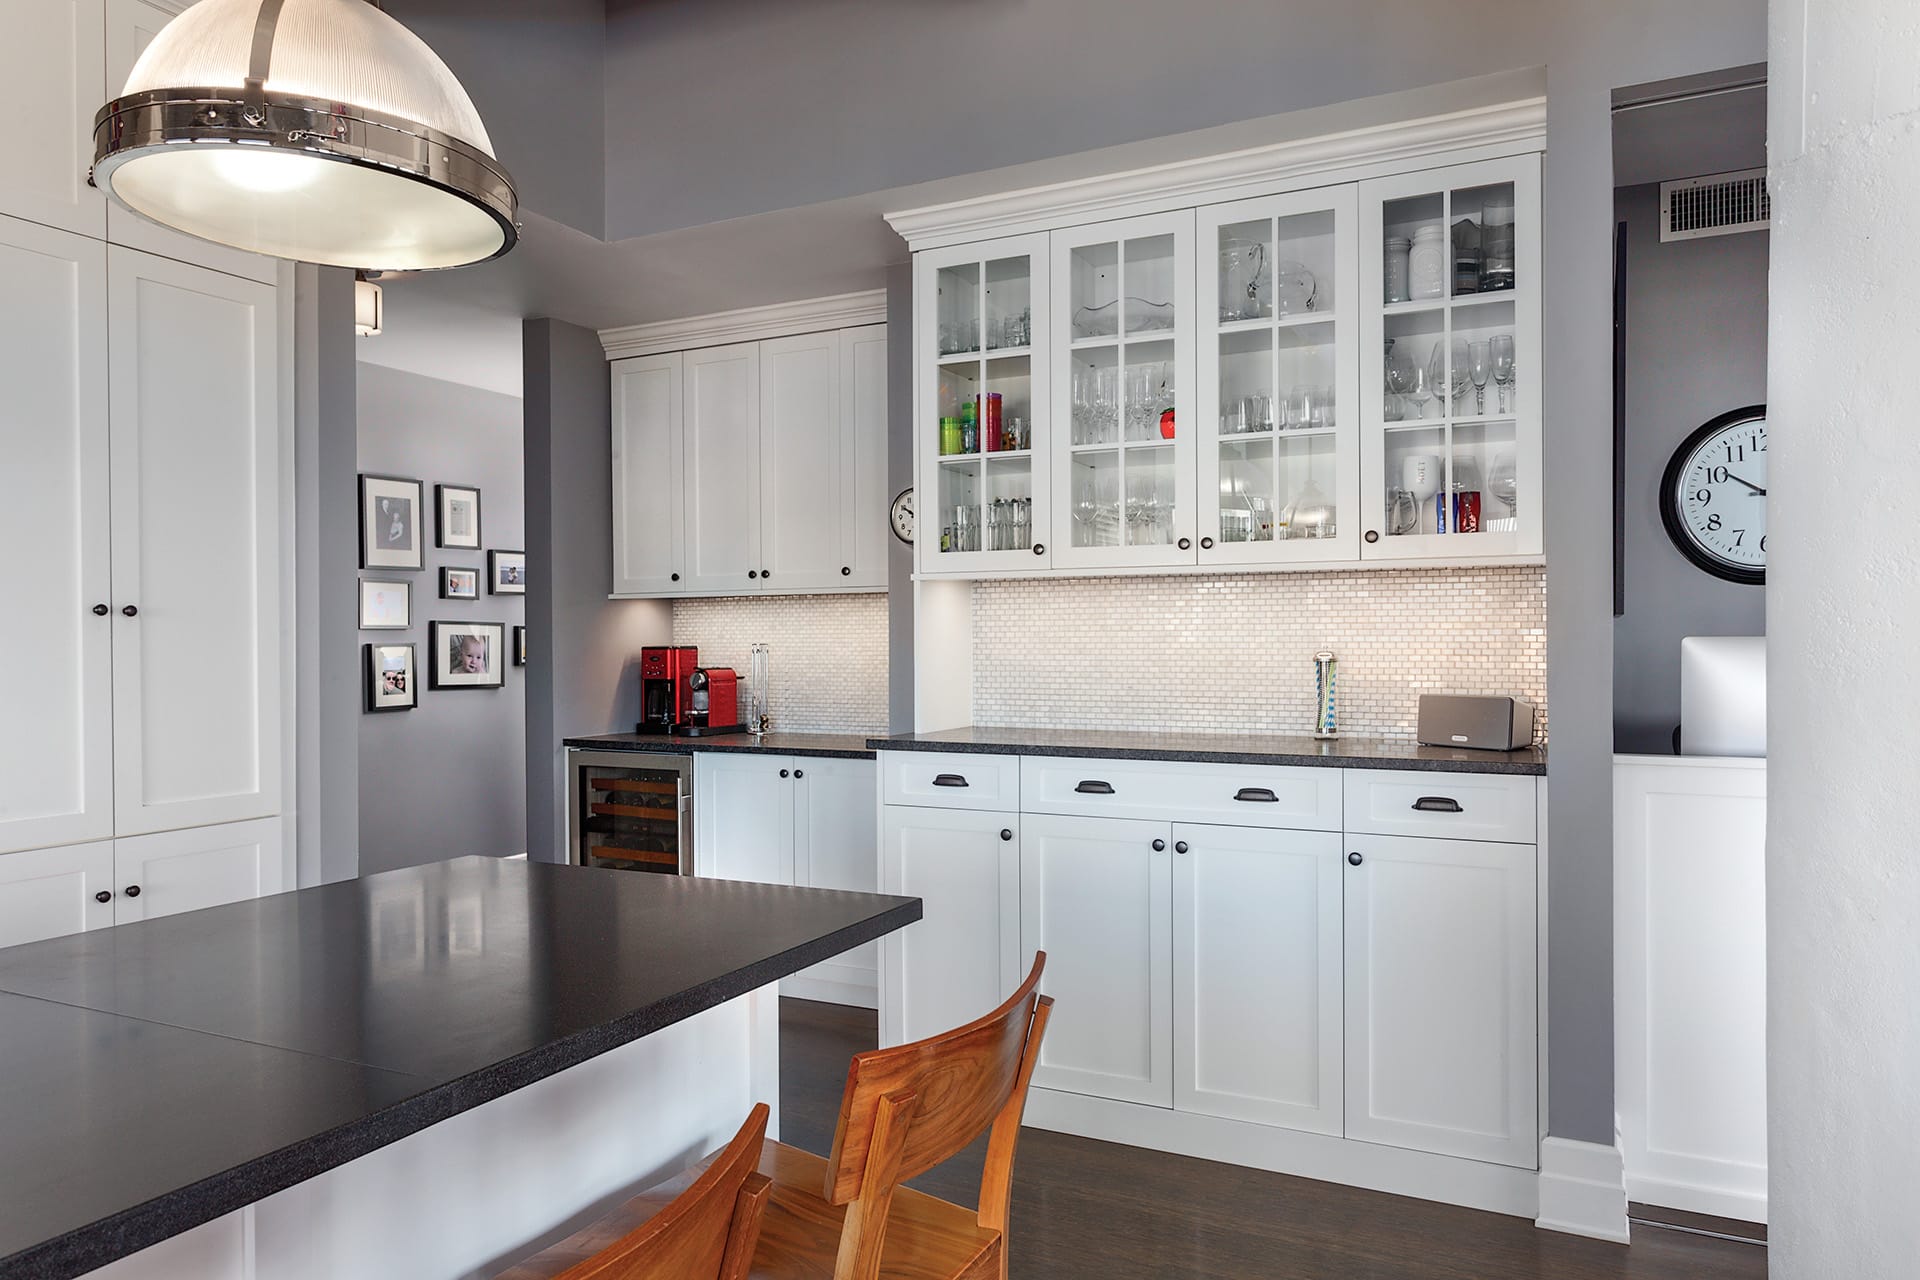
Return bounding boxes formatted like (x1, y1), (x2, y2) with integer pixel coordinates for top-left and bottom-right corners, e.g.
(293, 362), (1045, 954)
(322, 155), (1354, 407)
(600, 289), (889, 361)
(885, 97), (1547, 250)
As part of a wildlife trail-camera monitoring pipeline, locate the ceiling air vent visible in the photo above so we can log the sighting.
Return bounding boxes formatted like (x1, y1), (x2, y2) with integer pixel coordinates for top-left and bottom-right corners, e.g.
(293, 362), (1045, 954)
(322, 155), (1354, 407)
(1660, 168), (1770, 241)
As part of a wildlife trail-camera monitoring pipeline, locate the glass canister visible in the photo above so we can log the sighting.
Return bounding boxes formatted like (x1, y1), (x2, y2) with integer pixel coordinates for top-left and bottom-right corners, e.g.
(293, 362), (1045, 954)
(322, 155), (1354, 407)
(1408, 224), (1447, 300)
(748, 643), (770, 734)
(1312, 650), (1339, 739)
(1383, 236), (1413, 303)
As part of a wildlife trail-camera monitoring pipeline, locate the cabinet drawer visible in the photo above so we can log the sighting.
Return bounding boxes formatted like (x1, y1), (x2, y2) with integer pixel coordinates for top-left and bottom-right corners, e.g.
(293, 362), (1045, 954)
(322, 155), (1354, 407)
(1343, 769), (1536, 843)
(1020, 756), (1341, 832)
(881, 752), (1020, 811)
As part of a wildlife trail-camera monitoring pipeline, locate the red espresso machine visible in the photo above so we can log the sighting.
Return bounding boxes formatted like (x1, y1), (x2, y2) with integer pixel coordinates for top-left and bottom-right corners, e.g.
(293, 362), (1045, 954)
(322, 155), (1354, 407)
(637, 646), (698, 734)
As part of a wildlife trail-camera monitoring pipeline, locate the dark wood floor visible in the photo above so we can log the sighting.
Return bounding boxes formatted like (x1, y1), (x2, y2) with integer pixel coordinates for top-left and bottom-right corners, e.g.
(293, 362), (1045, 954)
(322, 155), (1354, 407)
(779, 998), (1767, 1280)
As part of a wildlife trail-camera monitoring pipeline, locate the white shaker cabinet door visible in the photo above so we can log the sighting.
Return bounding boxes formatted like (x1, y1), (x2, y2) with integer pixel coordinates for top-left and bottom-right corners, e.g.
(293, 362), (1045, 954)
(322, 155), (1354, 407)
(840, 324), (891, 590)
(611, 352), (685, 594)
(0, 217), (113, 855)
(692, 755), (794, 885)
(1019, 813), (1172, 1107)
(0, 0), (104, 238)
(1172, 822), (1344, 1134)
(1344, 833), (1538, 1167)
(759, 332), (844, 592)
(107, 248), (281, 836)
(682, 342), (762, 594)
(112, 818), (285, 924)
(880, 806), (1021, 1048)
(0, 842), (116, 949)
(790, 758), (880, 1005)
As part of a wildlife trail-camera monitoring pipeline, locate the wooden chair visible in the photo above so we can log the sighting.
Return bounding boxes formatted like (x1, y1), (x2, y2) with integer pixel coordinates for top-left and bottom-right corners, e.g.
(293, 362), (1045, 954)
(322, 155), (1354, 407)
(498, 1104), (774, 1280)
(749, 953), (1054, 1280)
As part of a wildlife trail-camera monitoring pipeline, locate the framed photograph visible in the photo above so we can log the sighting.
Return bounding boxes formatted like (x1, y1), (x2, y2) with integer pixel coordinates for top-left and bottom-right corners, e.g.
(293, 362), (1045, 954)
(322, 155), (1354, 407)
(440, 566), (480, 600)
(513, 625), (527, 666)
(364, 643), (417, 712)
(488, 549), (527, 595)
(360, 474), (424, 570)
(429, 621), (505, 690)
(359, 579), (411, 630)
(435, 484), (482, 550)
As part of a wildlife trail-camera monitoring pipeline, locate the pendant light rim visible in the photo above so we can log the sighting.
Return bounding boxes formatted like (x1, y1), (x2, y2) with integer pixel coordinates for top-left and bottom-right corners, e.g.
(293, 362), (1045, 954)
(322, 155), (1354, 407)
(92, 86), (520, 270)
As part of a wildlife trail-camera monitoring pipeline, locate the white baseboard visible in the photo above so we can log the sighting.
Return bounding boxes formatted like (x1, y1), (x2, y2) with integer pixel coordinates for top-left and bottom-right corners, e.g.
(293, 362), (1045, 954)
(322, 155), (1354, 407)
(1536, 1136), (1630, 1243)
(1626, 1174), (1768, 1226)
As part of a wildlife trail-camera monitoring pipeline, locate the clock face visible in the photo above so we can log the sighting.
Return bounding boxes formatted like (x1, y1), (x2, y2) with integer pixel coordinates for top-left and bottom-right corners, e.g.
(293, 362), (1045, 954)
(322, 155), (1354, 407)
(889, 487), (915, 544)
(1660, 406), (1766, 585)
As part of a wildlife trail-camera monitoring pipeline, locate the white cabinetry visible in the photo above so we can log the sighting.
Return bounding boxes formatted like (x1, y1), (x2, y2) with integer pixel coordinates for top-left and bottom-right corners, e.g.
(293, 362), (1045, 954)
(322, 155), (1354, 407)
(1343, 833), (1537, 1167)
(1019, 814), (1172, 1106)
(693, 752), (793, 885)
(0, 0), (104, 238)
(0, 842), (115, 949)
(608, 324), (888, 598)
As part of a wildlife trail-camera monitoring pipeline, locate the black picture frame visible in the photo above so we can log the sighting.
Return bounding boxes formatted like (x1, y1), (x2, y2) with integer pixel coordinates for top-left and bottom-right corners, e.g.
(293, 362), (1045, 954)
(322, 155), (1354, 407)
(488, 549), (527, 595)
(358, 579), (411, 630)
(435, 483), (483, 550)
(429, 621), (506, 690)
(440, 565), (480, 600)
(513, 625), (527, 666)
(363, 643), (417, 712)
(1658, 404), (1768, 587)
(359, 473), (424, 570)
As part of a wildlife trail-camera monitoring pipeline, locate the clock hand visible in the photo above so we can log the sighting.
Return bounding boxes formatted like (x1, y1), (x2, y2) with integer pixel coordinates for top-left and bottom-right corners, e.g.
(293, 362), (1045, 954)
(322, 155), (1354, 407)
(1724, 473), (1766, 497)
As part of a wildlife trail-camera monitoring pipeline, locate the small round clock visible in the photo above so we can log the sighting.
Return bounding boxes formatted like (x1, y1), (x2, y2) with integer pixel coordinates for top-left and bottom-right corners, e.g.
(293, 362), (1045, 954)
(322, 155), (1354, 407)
(889, 487), (915, 545)
(1659, 404), (1767, 585)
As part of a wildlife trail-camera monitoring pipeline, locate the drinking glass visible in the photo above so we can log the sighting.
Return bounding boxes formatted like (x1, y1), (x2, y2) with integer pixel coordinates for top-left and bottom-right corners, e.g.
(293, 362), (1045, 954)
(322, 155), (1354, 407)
(1312, 385), (1335, 430)
(1448, 339), (1469, 416)
(1488, 451), (1518, 514)
(1430, 342), (1452, 417)
(1406, 360), (1434, 419)
(1468, 341), (1492, 415)
(1491, 335), (1516, 413)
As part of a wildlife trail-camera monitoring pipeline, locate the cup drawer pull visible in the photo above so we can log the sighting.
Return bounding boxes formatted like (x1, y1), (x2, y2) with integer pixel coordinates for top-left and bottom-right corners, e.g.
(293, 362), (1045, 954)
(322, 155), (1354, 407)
(1234, 787), (1279, 803)
(1412, 796), (1464, 813)
(931, 774), (970, 788)
(1074, 780), (1115, 795)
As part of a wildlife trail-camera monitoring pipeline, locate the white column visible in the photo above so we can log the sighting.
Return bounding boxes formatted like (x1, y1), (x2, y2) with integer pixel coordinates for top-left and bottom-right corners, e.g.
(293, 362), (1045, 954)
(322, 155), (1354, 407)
(1767, 1), (1920, 1274)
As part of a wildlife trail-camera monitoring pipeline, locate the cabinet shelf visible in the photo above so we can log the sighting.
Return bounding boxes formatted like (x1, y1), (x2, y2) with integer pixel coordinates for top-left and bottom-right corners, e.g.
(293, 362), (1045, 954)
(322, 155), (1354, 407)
(938, 345), (1034, 364)
(1380, 291), (1517, 318)
(1068, 440), (1176, 454)
(1215, 312), (1334, 336)
(936, 448), (1033, 464)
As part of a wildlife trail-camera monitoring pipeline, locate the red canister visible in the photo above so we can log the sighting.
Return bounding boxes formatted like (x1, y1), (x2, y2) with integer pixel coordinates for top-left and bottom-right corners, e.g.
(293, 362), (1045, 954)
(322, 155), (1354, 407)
(1454, 489), (1482, 533)
(985, 392), (1003, 451)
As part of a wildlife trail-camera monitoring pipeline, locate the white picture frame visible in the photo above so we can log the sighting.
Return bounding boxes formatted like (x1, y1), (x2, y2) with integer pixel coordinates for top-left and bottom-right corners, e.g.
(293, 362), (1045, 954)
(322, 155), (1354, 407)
(359, 579), (411, 630)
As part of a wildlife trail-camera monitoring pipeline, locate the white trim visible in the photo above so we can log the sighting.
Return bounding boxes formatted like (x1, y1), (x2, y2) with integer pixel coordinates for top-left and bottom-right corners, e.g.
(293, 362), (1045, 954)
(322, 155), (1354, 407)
(1536, 1136), (1630, 1244)
(1625, 1174), (1768, 1226)
(599, 290), (888, 361)
(1024, 1088), (1540, 1220)
(885, 98), (1546, 250)
(911, 554), (1546, 585)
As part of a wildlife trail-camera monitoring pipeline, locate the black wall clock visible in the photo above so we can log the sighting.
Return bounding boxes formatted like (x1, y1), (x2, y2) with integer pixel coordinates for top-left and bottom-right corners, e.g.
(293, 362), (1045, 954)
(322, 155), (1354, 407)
(1659, 404), (1766, 585)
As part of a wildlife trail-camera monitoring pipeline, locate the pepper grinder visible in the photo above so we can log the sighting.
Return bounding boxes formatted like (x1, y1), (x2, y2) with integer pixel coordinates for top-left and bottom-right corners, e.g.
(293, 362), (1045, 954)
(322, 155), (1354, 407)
(1312, 650), (1339, 740)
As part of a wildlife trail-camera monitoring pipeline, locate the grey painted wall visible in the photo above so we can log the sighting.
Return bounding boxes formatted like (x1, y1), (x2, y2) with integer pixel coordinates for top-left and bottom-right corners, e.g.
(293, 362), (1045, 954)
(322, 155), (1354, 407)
(523, 319), (673, 863)
(294, 266), (360, 886)
(1613, 184), (1768, 755)
(355, 364), (527, 873)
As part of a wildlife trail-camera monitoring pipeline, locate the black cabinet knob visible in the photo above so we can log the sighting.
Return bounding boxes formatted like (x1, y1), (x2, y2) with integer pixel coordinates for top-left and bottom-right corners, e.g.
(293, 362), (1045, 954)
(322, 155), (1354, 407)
(1200, 537), (1214, 549)
(94, 890), (112, 904)
(1365, 530), (1380, 544)
(124, 884), (141, 897)
(841, 566), (851, 576)
(762, 570), (771, 580)
(1032, 543), (1045, 555)
(779, 768), (789, 778)
(121, 605), (138, 617)
(1151, 839), (1166, 852)
(1175, 841), (1189, 855)
(1000, 828), (1013, 841)
(1347, 852), (1363, 866)
(670, 573), (680, 582)
(1178, 538), (1192, 550)
(92, 604), (109, 616)
(748, 570), (758, 580)
(793, 768), (804, 779)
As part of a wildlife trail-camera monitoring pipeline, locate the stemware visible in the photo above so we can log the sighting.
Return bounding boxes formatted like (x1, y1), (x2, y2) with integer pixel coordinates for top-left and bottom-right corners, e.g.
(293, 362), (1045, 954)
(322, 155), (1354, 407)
(1433, 342), (1455, 417)
(1406, 359), (1434, 420)
(1491, 335), (1516, 413)
(1469, 341), (1492, 415)
(1488, 451), (1518, 515)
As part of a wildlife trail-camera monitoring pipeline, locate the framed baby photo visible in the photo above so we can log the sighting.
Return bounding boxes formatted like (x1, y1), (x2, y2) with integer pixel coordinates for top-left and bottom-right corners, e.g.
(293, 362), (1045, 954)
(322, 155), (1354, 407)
(513, 625), (527, 666)
(358, 579), (411, 630)
(364, 643), (417, 712)
(435, 483), (482, 550)
(360, 473), (424, 570)
(489, 549), (526, 595)
(440, 565), (480, 600)
(430, 620), (505, 690)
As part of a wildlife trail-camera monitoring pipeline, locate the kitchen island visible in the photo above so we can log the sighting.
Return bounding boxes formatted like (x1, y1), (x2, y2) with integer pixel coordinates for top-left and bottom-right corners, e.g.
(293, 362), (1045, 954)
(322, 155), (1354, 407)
(0, 856), (918, 1280)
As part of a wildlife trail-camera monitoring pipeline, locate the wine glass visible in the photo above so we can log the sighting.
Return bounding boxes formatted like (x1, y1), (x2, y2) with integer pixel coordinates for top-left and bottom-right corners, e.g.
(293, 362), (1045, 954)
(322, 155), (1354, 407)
(1384, 339), (1414, 421)
(1407, 357), (1434, 420)
(1488, 451), (1518, 515)
(1448, 339), (1469, 415)
(1469, 340), (1492, 415)
(1491, 335), (1516, 413)
(1428, 342), (1449, 418)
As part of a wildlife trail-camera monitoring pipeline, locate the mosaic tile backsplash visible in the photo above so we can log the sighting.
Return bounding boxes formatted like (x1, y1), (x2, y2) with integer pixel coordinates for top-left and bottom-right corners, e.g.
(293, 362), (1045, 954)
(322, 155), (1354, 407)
(972, 567), (1547, 743)
(672, 594), (890, 734)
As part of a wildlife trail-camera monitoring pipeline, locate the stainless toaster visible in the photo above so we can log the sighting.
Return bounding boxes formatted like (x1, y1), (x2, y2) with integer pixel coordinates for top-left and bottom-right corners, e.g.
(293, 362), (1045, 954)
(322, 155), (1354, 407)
(1416, 694), (1535, 751)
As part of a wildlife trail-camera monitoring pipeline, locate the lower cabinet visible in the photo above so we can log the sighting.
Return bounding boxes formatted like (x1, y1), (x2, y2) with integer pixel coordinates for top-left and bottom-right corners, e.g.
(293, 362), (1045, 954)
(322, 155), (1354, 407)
(694, 754), (795, 885)
(1342, 833), (1537, 1167)
(1019, 813), (1172, 1107)
(0, 818), (285, 949)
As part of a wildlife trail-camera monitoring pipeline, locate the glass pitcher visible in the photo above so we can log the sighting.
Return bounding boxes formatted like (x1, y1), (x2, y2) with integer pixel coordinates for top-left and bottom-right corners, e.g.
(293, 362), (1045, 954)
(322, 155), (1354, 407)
(1219, 238), (1270, 322)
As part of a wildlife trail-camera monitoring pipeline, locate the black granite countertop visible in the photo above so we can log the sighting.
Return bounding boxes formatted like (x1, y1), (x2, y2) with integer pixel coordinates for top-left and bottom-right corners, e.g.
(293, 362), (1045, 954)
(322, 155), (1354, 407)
(867, 726), (1546, 776)
(0, 857), (918, 1280)
(565, 731), (877, 759)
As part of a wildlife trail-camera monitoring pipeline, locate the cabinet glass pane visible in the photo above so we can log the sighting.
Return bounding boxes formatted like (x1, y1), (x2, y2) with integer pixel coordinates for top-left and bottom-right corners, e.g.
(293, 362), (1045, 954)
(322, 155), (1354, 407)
(1218, 218), (1274, 322)
(1274, 210), (1336, 314)
(1381, 425), (1447, 537)
(1218, 328), (1275, 436)
(1125, 445), (1178, 545)
(1122, 234), (1176, 335)
(935, 358), (982, 456)
(984, 457), (1035, 551)
(1382, 313), (1444, 422)
(1277, 323), (1337, 430)
(1068, 449), (1120, 548)
(1451, 420), (1520, 533)
(936, 460), (981, 553)
(1070, 241), (1120, 340)
(1123, 338), (1175, 443)
(984, 256), (1032, 350)
(1070, 346), (1119, 445)
(984, 355), (1032, 452)
(1450, 182), (1517, 296)
(1276, 435), (1339, 541)
(1453, 299), (1519, 419)
(1218, 437), (1276, 543)
(1382, 193), (1444, 304)
(937, 262), (981, 355)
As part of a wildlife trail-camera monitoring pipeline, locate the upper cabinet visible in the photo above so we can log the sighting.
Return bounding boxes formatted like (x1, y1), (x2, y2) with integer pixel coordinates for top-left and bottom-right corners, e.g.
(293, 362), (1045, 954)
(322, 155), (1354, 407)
(608, 323), (888, 598)
(1, 0), (106, 238)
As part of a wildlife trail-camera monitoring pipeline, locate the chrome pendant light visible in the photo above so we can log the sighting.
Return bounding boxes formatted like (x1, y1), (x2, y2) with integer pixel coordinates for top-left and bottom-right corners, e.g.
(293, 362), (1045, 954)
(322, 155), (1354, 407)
(91, 0), (518, 271)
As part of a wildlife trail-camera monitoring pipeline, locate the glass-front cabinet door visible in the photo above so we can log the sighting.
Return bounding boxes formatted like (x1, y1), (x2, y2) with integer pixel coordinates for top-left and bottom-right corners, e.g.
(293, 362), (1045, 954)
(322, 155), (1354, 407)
(1196, 187), (1360, 564)
(915, 233), (1051, 574)
(1358, 156), (1542, 560)
(1048, 211), (1197, 569)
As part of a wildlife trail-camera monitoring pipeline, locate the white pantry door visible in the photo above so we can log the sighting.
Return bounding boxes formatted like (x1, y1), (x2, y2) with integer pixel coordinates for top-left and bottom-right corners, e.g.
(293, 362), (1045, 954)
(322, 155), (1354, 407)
(112, 817), (285, 924)
(108, 247), (281, 836)
(0, 215), (113, 855)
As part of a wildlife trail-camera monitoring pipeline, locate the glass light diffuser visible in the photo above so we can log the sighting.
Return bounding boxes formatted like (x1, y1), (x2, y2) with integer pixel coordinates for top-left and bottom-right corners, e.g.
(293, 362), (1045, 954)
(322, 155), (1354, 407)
(92, 0), (517, 271)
